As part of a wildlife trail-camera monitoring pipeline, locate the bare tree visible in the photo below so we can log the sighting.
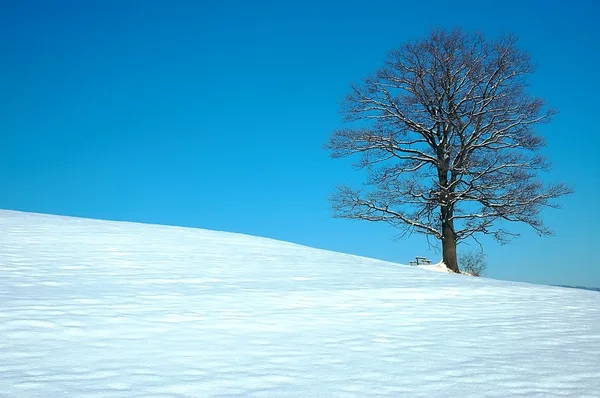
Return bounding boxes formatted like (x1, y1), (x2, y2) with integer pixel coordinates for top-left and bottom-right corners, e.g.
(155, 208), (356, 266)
(458, 251), (487, 277)
(326, 28), (572, 273)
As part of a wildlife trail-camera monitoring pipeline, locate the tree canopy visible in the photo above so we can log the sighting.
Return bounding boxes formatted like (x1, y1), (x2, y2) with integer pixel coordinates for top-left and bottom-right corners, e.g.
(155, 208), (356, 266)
(327, 28), (572, 272)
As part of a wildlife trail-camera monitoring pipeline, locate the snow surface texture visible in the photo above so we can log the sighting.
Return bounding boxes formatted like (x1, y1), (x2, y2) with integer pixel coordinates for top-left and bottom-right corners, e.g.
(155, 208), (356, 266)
(1, 210), (599, 397)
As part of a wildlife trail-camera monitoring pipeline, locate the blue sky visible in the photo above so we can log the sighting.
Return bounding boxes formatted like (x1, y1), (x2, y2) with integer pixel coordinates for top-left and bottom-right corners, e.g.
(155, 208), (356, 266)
(1, 0), (598, 288)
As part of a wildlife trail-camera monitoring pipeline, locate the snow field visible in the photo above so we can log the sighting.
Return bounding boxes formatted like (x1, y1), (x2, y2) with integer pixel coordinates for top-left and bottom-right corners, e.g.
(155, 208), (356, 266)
(1, 210), (599, 397)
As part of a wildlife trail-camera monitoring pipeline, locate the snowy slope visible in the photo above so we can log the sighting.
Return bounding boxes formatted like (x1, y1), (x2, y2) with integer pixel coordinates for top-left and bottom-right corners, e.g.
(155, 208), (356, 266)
(1, 210), (599, 397)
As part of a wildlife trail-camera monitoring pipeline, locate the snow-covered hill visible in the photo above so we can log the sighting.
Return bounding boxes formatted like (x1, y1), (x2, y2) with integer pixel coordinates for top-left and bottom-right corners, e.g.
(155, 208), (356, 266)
(1, 210), (599, 397)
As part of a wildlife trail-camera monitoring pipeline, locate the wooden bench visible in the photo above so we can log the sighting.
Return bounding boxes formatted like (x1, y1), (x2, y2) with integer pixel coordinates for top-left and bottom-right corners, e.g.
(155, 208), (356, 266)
(411, 257), (432, 265)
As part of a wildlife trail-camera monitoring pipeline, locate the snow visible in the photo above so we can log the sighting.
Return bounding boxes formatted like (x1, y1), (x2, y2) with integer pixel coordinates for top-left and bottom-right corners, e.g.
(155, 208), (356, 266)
(414, 260), (454, 273)
(1, 210), (599, 397)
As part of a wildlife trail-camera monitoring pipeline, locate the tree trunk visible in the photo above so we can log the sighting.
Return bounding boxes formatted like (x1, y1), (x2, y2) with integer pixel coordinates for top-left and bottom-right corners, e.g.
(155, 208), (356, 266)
(441, 220), (459, 273)
(437, 155), (459, 273)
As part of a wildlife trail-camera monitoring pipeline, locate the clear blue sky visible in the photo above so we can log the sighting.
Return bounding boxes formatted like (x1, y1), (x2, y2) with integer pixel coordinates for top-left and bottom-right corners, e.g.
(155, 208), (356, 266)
(1, 0), (598, 288)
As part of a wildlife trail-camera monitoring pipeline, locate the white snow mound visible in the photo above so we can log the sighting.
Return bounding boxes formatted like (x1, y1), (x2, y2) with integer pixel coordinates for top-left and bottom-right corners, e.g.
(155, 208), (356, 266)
(1, 210), (599, 397)
(414, 260), (455, 273)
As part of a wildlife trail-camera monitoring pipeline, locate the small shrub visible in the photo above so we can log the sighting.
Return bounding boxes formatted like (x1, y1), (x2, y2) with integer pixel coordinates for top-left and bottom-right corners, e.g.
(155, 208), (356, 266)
(459, 251), (487, 277)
